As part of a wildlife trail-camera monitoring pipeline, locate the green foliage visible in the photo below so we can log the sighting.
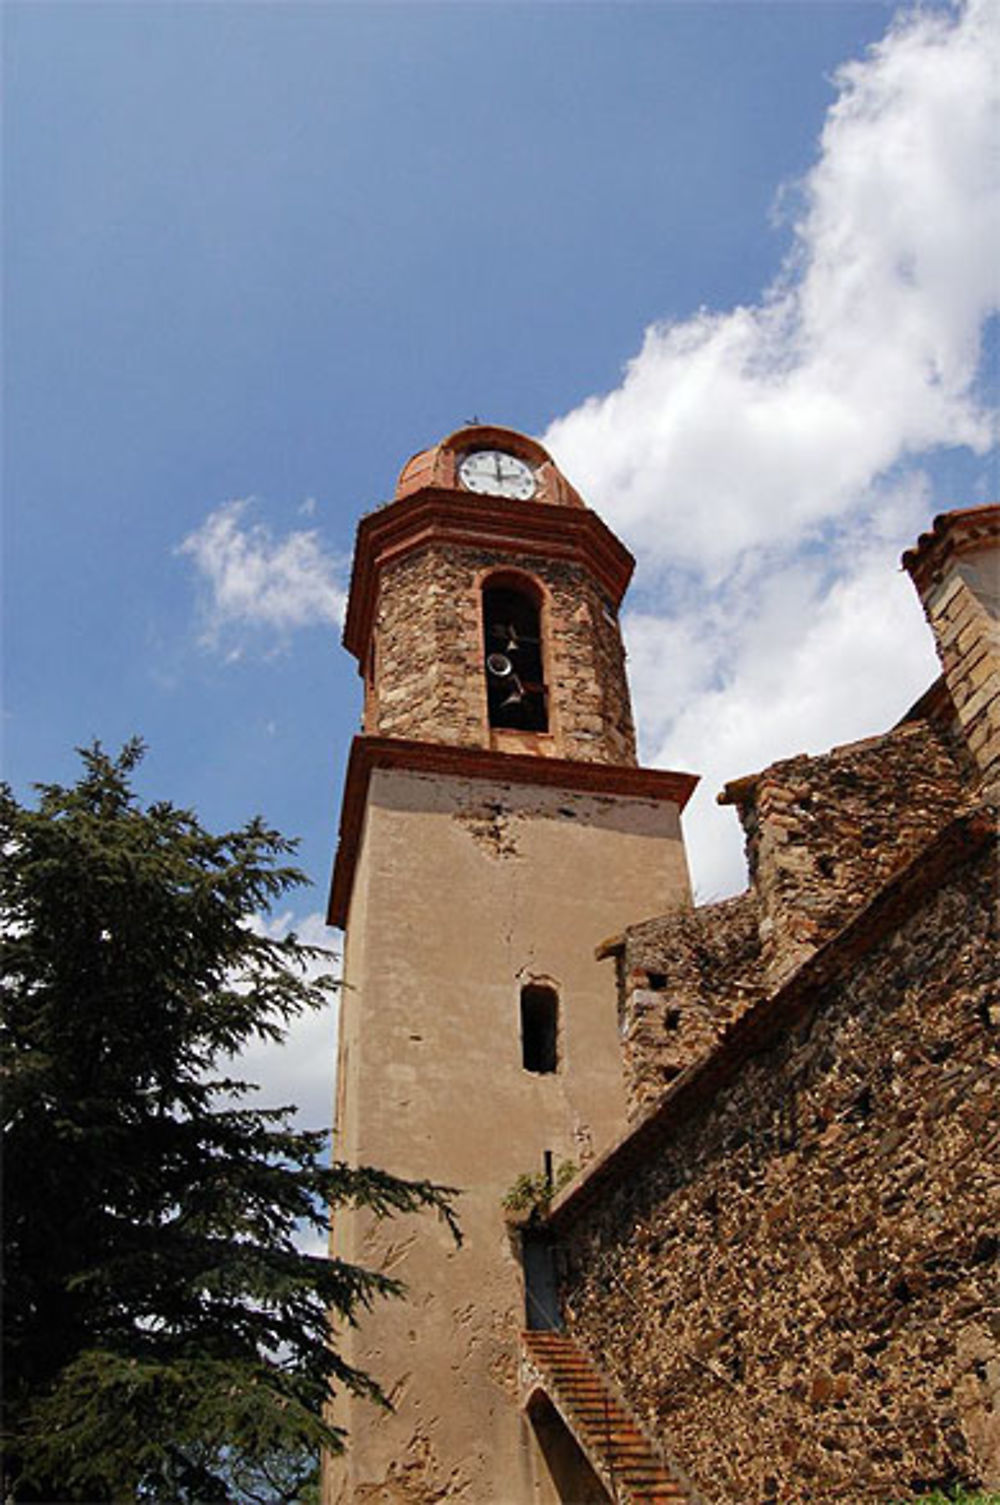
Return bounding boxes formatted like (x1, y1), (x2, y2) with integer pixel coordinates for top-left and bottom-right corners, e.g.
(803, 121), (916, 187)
(904, 1493), (1000, 1504)
(502, 1160), (578, 1216)
(1, 741), (458, 1503)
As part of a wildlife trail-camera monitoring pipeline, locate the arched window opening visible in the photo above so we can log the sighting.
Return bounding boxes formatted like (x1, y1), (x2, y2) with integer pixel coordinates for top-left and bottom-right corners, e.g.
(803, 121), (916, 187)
(521, 984), (558, 1074)
(483, 582), (548, 732)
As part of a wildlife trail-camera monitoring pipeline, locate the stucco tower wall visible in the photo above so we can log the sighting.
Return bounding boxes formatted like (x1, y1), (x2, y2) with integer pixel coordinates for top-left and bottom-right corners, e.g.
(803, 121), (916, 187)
(327, 764), (691, 1503)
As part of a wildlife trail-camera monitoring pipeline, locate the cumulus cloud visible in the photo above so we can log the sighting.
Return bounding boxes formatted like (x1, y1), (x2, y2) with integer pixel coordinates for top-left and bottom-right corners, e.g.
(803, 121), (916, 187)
(545, 0), (997, 570)
(543, 0), (998, 899)
(638, 496), (941, 899)
(178, 499), (347, 655)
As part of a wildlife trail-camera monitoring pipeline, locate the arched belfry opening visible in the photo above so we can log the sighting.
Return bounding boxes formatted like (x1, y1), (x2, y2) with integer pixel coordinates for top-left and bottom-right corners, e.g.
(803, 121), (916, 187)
(483, 577), (548, 732)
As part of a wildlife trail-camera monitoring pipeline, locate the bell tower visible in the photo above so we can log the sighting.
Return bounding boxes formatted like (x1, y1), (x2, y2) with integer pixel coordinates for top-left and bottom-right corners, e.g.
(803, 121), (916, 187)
(325, 426), (697, 1503)
(344, 424), (639, 765)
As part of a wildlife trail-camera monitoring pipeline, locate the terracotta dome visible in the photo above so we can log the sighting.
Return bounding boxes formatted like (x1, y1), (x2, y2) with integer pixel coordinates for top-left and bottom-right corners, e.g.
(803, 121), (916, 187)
(394, 424), (586, 509)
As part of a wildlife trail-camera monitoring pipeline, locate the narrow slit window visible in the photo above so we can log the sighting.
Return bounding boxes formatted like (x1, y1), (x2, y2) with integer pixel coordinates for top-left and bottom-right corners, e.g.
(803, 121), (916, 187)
(521, 984), (558, 1074)
(483, 583), (548, 732)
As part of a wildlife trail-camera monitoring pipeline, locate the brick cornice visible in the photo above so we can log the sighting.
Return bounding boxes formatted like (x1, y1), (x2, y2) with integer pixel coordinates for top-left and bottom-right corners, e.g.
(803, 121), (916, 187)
(901, 503), (1000, 597)
(327, 735), (699, 928)
(342, 488), (635, 662)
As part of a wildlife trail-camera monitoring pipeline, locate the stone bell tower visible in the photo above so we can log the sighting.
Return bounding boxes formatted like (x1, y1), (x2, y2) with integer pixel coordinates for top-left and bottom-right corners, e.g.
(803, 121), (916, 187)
(324, 425), (697, 1503)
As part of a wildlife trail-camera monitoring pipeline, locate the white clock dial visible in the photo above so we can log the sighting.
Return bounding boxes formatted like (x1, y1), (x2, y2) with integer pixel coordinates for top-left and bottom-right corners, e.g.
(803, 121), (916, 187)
(458, 449), (537, 501)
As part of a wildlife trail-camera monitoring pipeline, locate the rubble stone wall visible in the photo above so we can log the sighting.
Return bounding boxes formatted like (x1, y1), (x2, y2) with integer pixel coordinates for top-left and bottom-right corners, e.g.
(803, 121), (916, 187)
(368, 542), (637, 765)
(618, 893), (764, 1120)
(617, 723), (965, 1120)
(726, 721), (968, 987)
(560, 836), (1000, 1503)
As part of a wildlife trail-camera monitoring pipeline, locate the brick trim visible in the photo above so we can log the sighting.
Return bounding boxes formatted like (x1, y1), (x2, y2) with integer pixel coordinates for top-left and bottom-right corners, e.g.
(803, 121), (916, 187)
(327, 735), (699, 927)
(901, 503), (1000, 596)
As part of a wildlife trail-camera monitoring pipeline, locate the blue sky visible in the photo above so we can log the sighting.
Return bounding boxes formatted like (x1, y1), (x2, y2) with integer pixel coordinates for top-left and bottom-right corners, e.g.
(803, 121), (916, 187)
(4, 0), (997, 1133)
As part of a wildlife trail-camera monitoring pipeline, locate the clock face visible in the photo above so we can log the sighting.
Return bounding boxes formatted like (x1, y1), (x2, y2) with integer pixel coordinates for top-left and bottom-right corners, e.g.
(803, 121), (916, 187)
(458, 449), (537, 501)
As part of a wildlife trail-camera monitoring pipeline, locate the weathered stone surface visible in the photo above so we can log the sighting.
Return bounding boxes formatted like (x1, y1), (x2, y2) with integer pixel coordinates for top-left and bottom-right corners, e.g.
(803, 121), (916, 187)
(616, 719), (968, 1121)
(722, 720), (969, 987)
(558, 826), (1000, 1503)
(617, 892), (765, 1120)
(367, 542), (637, 766)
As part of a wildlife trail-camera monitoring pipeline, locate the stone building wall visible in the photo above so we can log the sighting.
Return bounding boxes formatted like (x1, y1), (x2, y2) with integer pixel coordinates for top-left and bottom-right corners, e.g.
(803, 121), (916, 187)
(366, 545), (484, 749)
(555, 811), (999, 1503)
(720, 720), (969, 988)
(614, 718), (967, 1123)
(614, 893), (764, 1121)
(368, 542), (637, 765)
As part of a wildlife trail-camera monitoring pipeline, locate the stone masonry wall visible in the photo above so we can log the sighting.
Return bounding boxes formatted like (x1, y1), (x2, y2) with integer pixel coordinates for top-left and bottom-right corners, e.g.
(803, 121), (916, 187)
(724, 720), (968, 988)
(559, 826), (1000, 1503)
(617, 720), (966, 1122)
(619, 893), (764, 1121)
(369, 542), (637, 765)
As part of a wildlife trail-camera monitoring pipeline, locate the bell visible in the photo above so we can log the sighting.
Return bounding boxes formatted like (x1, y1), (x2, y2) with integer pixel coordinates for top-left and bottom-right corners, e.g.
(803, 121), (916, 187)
(490, 623), (520, 653)
(487, 652), (514, 679)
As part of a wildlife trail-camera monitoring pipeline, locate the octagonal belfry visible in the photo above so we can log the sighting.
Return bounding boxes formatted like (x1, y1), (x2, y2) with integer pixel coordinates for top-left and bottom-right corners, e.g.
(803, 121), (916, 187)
(343, 424), (638, 765)
(324, 425), (697, 1503)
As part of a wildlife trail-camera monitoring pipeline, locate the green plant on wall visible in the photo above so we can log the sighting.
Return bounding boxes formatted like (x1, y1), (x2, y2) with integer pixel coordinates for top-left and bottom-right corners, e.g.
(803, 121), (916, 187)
(502, 1161), (578, 1217)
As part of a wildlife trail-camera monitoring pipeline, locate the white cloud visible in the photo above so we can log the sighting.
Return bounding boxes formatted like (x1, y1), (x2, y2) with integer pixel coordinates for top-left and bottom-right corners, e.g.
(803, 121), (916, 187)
(231, 908), (340, 1135)
(543, 0), (998, 900)
(642, 492), (941, 900)
(178, 499), (347, 654)
(545, 0), (997, 574)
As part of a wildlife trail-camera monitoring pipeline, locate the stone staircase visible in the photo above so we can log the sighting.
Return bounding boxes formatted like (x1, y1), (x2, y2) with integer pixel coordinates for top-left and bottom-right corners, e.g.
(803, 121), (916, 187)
(521, 1331), (698, 1504)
